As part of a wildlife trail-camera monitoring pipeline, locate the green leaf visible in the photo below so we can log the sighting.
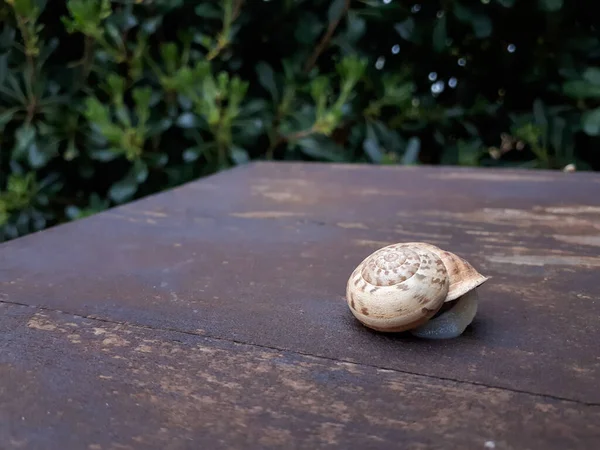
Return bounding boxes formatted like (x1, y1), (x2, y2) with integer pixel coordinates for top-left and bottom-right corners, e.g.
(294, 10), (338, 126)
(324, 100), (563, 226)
(234, 118), (265, 140)
(147, 153), (169, 167)
(109, 171), (138, 203)
(445, 107), (465, 118)
(176, 112), (200, 128)
(0, 106), (19, 131)
(89, 148), (119, 162)
(472, 14), (492, 38)
(533, 99), (547, 130)
(133, 160), (148, 183)
(0, 52), (8, 85)
(463, 122), (479, 136)
(194, 3), (223, 19)
(230, 146), (249, 165)
(0, 26), (16, 48)
(453, 3), (472, 22)
(65, 205), (82, 220)
(394, 17), (415, 42)
(538, 0), (563, 12)
(142, 16), (162, 34)
(112, 8), (138, 31)
(371, 121), (404, 153)
(28, 141), (51, 169)
(453, 5), (491, 38)
(345, 11), (366, 42)
(239, 99), (269, 117)
(363, 123), (383, 163)
(401, 137), (420, 165)
(562, 80), (600, 99)
(583, 68), (600, 86)
(433, 130), (445, 146)
(183, 146), (201, 162)
(457, 138), (483, 166)
(114, 106), (131, 128)
(296, 137), (347, 162)
(533, 99), (548, 150)
(147, 118), (173, 138)
(256, 62), (279, 102)
(64, 138), (79, 161)
(328, 0), (347, 24)
(582, 107), (600, 136)
(104, 23), (123, 48)
(432, 15), (447, 53)
(551, 116), (566, 154)
(294, 13), (324, 45)
(13, 123), (37, 161)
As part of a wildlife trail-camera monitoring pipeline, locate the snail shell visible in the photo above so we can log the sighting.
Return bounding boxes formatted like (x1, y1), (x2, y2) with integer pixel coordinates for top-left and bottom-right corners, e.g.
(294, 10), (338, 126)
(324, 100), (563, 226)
(407, 242), (488, 302)
(346, 242), (487, 334)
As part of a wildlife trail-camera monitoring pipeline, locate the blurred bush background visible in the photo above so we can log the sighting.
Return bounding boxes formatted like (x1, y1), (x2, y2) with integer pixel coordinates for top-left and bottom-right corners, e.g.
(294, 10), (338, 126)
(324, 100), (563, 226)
(0, 0), (599, 242)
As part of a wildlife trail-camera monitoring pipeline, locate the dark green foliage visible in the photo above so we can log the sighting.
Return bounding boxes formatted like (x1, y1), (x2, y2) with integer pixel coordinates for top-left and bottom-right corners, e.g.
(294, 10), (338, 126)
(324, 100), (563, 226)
(0, 0), (599, 241)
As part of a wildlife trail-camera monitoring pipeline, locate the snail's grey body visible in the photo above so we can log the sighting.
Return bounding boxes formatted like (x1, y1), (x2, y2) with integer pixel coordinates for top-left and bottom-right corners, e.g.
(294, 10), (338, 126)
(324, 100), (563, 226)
(410, 289), (478, 339)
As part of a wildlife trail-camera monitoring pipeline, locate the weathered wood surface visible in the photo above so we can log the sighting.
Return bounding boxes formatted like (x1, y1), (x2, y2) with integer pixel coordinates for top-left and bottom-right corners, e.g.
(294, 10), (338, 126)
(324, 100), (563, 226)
(1, 304), (598, 450)
(1, 162), (600, 449)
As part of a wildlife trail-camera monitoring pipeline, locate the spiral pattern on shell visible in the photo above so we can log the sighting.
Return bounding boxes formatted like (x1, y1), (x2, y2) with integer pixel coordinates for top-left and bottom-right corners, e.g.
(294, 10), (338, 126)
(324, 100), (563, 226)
(403, 242), (489, 302)
(360, 245), (427, 286)
(346, 243), (451, 332)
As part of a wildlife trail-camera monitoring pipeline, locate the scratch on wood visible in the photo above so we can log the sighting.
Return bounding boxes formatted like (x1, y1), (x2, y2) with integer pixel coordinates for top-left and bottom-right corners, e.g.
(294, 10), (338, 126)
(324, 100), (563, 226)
(356, 188), (408, 197)
(553, 235), (600, 247)
(141, 211), (168, 218)
(253, 178), (311, 187)
(395, 216), (486, 231)
(337, 222), (369, 229)
(420, 208), (600, 231)
(486, 254), (600, 267)
(251, 185), (306, 202)
(102, 213), (144, 223)
(354, 239), (395, 248)
(538, 206), (600, 215)
(230, 211), (305, 219)
(428, 172), (555, 182)
(261, 192), (304, 202)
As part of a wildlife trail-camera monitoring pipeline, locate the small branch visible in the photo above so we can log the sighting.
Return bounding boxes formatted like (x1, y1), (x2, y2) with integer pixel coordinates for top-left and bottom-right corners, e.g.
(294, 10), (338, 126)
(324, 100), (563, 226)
(82, 36), (94, 79)
(25, 96), (37, 124)
(304, 0), (351, 73)
(231, 0), (244, 22)
(207, 0), (244, 61)
(266, 126), (317, 159)
(286, 127), (317, 142)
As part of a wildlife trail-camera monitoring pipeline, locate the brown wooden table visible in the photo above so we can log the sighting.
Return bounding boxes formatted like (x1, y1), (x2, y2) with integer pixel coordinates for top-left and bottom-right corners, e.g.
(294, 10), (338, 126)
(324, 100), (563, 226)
(1, 162), (599, 449)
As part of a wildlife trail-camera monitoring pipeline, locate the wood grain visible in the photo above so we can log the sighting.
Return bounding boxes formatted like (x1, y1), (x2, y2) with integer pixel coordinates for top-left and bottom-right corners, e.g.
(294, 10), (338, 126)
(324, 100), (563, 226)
(1, 162), (600, 447)
(1, 303), (598, 450)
